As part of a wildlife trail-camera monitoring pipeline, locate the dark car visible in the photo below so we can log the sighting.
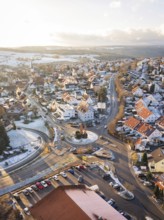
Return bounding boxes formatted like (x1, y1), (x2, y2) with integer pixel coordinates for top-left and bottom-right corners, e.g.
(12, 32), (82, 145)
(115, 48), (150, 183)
(78, 175), (84, 183)
(31, 185), (38, 191)
(68, 169), (74, 175)
(102, 173), (111, 180)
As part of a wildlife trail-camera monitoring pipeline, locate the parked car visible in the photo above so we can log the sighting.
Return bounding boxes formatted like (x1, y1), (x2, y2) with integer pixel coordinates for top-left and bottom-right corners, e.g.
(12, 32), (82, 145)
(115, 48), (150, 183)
(78, 175), (84, 183)
(31, 185), (38, 191)
(53, 175), (59, 181)
(113, 183), (120, 190)
(109, 181), (114, 187)
(41, 181), (48, 188)
(13, 193), (20, 201)
(26, 187), (33, 193)
(107, 198), (115, 206)
(68, 169), (74, 175)
(45, 179), (52, 186)
(102, 173), (111, 180)
(143, 181), (152, 186)
(60, 171), (67, 178)
(24, 207), (30, 215)
(35, 182), (44, 190)
(22, 189), (30, 196)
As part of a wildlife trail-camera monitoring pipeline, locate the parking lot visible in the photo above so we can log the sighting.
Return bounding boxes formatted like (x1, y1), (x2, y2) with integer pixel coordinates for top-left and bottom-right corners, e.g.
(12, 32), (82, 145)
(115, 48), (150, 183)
(12, 164), (136, 219)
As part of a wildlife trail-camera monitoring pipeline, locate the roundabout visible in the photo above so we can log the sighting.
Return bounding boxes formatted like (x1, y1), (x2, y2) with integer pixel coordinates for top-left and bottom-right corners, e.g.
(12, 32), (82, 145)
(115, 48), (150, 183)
(66, 130), (98, 145)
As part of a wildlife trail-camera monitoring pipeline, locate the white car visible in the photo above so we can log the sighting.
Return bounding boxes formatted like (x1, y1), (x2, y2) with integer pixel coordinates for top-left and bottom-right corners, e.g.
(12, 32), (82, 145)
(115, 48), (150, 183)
(41, 180), (48, 188)
(26, 187), (33, 193)
(53, 175), (59, 181)
(24, 207), (30, 215)
(60, 171), (67, 178)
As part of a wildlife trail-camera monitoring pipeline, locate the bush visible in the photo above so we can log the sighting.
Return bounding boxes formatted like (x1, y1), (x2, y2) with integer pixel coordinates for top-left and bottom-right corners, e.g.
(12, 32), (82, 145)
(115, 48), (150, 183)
(75, 131), (81, 139)
(82, 132), (88, 139)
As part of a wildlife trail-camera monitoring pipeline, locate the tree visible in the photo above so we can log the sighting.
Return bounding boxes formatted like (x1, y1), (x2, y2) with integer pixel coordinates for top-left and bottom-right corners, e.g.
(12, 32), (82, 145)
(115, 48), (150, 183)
(98, 86), (107, 102)
(0, 121), (10, 154)
(0, 198), (22, 220)
(146, 171), (153, 181)
(141, 152), (148, 166)
(154, 185), (160, 198)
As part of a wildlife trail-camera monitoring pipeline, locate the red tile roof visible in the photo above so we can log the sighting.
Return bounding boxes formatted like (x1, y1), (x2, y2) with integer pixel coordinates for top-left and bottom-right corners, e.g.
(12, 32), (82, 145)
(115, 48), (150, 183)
(137, 107), (153, 119)
(136, 122), (155, 136)
(124, 117), (140, 129)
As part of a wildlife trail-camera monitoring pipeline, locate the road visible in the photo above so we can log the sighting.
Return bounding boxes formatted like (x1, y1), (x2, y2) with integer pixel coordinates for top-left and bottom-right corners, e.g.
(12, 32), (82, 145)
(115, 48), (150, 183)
(1, 75), (163, 219)
(90, 75), (164, 220)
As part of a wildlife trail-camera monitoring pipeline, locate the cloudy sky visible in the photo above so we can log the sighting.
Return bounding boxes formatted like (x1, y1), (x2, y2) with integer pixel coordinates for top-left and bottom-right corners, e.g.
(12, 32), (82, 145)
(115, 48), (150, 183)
(0, 0), (164, 47)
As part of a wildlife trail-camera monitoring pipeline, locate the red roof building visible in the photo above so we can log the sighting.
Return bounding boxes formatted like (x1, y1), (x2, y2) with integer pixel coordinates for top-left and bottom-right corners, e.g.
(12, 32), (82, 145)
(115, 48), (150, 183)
(30, 185), (126, 220)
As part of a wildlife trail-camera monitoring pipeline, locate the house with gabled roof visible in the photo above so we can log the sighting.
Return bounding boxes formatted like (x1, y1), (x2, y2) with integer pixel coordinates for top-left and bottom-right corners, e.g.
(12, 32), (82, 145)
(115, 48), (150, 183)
(135, 122), (162, 139)
(143, 95), (159, 107)
(124, 117), (140, 130)
(134, 138), (148, 151)
(148, 147), (164, 173)
(156, 116), (164, 130)
(132, 86), (143, 97)
(136, 106), (160, 123)
(77, 101), (94, 122)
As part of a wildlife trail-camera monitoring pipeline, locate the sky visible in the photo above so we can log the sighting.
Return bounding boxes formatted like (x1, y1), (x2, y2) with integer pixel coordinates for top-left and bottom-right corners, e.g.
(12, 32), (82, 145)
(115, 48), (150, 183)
(0, 0), (164, 47)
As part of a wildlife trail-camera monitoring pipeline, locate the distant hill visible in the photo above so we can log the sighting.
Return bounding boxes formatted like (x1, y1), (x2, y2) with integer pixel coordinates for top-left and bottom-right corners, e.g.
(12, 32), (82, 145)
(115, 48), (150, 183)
(0, 45), (164, 59)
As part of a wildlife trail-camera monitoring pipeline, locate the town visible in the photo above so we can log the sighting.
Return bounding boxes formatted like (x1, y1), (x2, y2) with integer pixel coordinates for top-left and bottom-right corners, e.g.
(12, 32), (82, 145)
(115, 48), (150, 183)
(0, 51), (164, 220)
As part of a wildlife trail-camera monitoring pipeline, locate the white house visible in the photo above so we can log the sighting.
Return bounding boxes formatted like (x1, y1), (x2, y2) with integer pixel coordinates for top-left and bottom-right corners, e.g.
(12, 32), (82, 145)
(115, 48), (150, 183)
(148, 148), (164, 173)
(77, 101), (94, 122)
(56, 104), (75, 120)
(143, 95), (159, 107)
(132, 87), (143, 97)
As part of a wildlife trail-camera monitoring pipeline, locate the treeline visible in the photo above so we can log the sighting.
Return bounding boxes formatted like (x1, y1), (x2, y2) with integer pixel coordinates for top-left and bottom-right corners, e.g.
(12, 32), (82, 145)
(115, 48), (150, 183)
(107, 62), (134, 135)
(0, 121), (10, 154)
(0, 198), (22, 220)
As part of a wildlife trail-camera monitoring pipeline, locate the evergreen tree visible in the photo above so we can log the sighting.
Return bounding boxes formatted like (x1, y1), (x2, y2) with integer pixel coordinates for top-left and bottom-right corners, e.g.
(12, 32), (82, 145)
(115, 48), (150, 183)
(0, 121), (10, 154)
(154, 185), (160, 198)
(146, 171), (153, 180)
(141, 152), (148, 166)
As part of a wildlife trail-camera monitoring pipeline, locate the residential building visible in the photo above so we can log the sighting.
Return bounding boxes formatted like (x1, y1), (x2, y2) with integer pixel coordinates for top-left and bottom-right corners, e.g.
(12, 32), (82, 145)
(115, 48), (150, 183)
(148, 147), (164, 173)
(132, 87), (143, 97)
(56, 104), (75, 120)
(77, 101), (94, 122)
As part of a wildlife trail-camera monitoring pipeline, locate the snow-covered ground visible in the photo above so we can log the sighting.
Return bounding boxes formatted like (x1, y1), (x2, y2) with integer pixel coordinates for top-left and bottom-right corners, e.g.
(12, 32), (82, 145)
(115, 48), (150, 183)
(0, 51), (99, 67)
(0, 129), (41, 169)
(15, 118), (49, 136)
(8, 129), (39, 148)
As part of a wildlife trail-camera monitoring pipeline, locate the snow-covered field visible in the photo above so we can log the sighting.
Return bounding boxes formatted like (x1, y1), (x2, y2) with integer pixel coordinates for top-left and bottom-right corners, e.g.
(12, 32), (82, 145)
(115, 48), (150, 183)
(15, 118), (49, 136)
(8, 129), (39, 148)
(0, 118), (49, 169)
(0, 51), (99, 67)
(0, 129), (41, 169)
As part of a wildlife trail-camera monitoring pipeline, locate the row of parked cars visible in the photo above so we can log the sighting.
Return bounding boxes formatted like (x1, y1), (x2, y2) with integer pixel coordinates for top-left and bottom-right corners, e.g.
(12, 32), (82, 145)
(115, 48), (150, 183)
(96, 191), (132, 220)
(13, 166), (87, 200)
